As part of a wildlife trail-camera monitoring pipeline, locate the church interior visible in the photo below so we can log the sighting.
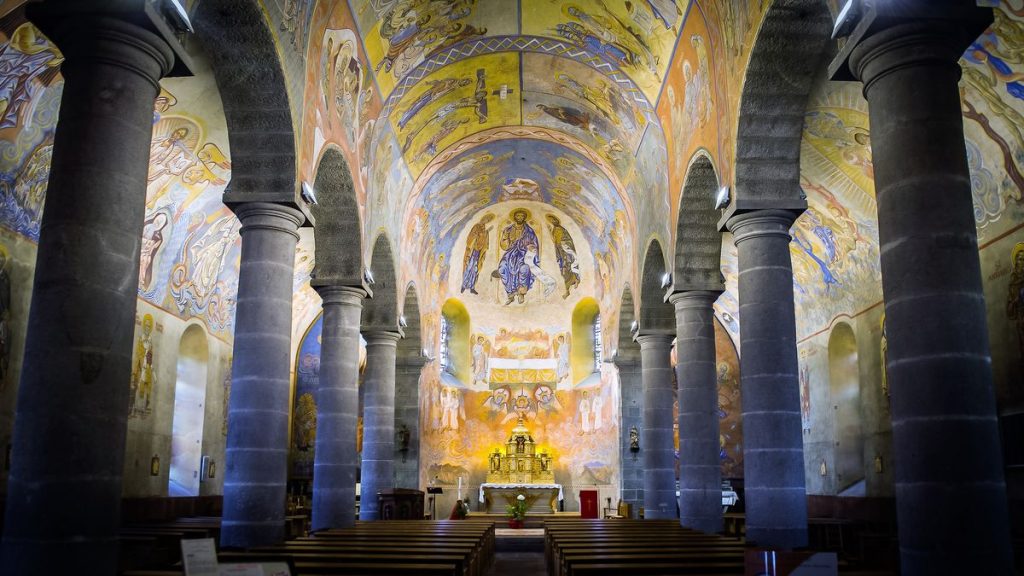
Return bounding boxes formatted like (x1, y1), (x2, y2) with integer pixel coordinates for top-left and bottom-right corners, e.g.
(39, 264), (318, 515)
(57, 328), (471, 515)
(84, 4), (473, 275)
(0, 0), (1022, 574)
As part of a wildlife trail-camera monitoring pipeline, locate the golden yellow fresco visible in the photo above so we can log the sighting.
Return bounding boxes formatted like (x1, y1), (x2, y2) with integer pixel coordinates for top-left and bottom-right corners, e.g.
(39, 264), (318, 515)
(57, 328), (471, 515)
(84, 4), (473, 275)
(522, 0), (685, 101)
(391, 52), (522, 176)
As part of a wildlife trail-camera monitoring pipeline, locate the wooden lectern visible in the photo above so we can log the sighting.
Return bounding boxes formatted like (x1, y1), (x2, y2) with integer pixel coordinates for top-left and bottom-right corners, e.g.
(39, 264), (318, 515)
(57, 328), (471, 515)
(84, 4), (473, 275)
(579, 490), (598, 519)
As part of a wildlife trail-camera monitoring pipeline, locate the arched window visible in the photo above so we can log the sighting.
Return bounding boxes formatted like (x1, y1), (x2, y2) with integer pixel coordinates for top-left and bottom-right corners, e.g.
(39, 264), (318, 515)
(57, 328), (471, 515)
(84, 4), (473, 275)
(571, 297), (602, 386)
(439, 313), (451, 375)
(440, 299), (470, 384)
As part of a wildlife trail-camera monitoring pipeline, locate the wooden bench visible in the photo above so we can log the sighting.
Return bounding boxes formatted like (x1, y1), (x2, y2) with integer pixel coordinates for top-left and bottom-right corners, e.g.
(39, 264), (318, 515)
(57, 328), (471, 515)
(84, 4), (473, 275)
(544, 518), (745, 576)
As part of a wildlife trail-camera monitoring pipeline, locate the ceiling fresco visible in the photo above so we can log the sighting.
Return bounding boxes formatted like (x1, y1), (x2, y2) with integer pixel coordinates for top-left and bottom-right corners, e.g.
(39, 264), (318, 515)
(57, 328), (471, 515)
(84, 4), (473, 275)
(406, 138), (632, 297)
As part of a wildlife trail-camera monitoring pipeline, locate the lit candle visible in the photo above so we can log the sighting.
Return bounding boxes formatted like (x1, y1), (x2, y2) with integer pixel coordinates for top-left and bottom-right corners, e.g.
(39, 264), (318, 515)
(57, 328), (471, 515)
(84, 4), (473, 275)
(458, 476), (463, 500)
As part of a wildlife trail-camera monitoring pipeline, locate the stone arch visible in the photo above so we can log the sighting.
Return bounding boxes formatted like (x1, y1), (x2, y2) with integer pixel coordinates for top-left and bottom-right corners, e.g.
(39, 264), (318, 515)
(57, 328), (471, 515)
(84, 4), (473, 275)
(310, 146), (362, 285)
(194, 0), (302, 209)
(727, 0), (833, 215)
(674, 151), (723, 292)
(638, 239), (674, 333)
(362, 233), (399, 331)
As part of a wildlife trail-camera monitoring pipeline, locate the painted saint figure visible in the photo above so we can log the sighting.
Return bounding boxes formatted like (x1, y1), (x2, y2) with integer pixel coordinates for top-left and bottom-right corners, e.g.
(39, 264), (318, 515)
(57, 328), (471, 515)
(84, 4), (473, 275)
(129, 314), (156, 418)
(139, 212), (169, 291)
(1008, 242), (1024, 361)
(462, 214), (494, 294)
(495, 209), (540, 304)
(546, 215), (581, 298)
(578, 390), (592, 434)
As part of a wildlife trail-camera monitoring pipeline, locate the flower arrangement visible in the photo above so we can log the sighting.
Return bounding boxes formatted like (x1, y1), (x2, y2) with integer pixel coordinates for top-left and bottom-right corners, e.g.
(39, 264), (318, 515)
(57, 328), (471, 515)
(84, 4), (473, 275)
(506, 494), (528, 521)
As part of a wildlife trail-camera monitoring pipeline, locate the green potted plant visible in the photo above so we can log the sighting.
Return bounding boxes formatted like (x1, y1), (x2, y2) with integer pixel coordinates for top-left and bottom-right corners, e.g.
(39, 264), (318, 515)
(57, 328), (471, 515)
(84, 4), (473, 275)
(506, 494), (528, 528)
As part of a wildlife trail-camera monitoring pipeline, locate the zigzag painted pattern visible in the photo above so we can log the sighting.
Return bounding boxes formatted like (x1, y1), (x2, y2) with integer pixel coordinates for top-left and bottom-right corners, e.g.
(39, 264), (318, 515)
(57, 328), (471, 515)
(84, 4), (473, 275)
(380, 35), (655, 122)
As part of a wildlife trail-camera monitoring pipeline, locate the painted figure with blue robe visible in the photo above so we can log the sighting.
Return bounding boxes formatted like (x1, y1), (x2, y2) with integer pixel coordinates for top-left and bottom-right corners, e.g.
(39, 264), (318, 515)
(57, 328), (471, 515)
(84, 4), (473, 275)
(496, 208), (539, 304)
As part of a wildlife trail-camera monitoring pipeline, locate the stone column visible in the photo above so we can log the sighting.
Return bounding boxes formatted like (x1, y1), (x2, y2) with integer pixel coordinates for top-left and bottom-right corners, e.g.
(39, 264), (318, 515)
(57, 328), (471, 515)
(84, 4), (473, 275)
(845, 18), (1013, 573)
(221, 202), (304, 548)
(393, 353), (425, 491)
(636, 333), (676, 520)
(670, 290), (722, 534)
(0, 17), (173, 575)
(359, 330), (401, 520)
(726, 210), (806, 549)
(617, 355), (644, 516)
(311, 286), (365, 531)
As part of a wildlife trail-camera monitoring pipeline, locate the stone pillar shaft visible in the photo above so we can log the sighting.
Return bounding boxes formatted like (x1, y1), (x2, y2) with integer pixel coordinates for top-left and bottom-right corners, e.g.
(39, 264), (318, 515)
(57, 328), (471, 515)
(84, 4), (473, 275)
(311, 286), (365, 531)
(850, 21), (1013, 573)
(0, 17), (173, 575)
(359, 331), (401, 520)
(671, 291), (722, 534)
(727, 210), (807, 549)
(221, 203), (303, 549)
(637, 333), (676, 520)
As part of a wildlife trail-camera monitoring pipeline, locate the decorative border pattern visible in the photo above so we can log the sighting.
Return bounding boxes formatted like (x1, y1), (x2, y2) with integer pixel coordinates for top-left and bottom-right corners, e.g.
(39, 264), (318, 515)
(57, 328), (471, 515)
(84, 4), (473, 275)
(380, 35), (656, 122)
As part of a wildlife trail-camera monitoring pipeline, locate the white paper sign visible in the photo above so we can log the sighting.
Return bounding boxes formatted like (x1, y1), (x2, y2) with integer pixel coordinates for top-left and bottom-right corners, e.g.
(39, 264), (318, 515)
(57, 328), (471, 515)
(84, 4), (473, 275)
(181, 538), (218, 576)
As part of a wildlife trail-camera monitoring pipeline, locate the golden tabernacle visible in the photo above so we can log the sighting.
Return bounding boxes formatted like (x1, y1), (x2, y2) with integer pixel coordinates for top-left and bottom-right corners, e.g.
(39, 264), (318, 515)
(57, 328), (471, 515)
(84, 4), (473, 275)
(486, 418), (554, 484)
(480, 418), (562, 514)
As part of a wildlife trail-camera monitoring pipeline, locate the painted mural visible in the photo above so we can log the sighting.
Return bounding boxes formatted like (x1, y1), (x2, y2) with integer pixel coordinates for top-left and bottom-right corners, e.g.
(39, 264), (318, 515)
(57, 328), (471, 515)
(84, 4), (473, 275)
(291, 315), (322, 478)
(0, 18), (60, 242)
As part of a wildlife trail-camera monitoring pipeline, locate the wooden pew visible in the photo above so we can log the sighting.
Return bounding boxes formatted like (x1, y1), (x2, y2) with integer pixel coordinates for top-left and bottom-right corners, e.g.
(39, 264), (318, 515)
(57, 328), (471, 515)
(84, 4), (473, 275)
(544, 518), (745, 576)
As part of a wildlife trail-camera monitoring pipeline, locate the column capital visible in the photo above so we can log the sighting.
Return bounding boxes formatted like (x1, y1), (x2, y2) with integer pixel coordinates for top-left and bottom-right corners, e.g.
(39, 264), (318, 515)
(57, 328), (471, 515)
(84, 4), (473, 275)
(233, 202), (304, 240)
(668, 290), (721, 310)
(362, 330), (403, 346)
(314, 284), (366, 308)
(27, 14), (175, 90)
(725, 209), (797, 246)
(848, 21), (986, 95)
(829, 2), (992, 83)
(634, 333), (675, 349)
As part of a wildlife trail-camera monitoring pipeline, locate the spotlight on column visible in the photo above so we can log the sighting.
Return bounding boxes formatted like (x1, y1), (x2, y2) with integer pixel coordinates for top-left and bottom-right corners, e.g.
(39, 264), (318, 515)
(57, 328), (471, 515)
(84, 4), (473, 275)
(399, 315), (408, 328)
(660, 272), (672, 289)
(832, 0), (861, 39)
(301, 182), (319, 205)
(163, 0), (194, 33)
(714, 186), (730, 210)
(364, 268), (375, 285)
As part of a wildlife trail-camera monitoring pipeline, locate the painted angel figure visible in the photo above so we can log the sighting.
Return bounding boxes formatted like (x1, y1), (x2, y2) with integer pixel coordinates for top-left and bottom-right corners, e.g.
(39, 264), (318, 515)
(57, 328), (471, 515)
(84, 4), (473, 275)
(554, 334), (571, 387)
(471, 335), (490, 387)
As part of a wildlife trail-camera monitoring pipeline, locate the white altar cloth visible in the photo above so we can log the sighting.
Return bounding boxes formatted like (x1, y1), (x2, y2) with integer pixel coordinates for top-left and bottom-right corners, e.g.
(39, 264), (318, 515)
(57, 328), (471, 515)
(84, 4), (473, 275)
(479, 482), (564, 503)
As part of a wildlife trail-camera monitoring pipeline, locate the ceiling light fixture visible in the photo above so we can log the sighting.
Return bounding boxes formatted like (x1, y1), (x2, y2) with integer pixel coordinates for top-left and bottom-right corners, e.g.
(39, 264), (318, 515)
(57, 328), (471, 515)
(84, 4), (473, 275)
(301, 181), (318, 205)
(714, 186), (730, 210)
(832, 0), (860, 39)
(165, 0), (194, 33)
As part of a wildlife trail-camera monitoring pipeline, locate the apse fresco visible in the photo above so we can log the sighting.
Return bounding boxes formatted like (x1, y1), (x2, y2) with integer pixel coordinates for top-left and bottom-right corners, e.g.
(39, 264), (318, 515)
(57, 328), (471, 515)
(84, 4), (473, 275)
(409, 139), (633, 307)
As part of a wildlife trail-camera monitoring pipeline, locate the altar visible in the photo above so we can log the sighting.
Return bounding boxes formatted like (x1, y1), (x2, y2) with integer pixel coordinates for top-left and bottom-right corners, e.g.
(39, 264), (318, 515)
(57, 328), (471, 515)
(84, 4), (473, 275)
(479, 483), (564, 514)
(480, 418), (562, 514)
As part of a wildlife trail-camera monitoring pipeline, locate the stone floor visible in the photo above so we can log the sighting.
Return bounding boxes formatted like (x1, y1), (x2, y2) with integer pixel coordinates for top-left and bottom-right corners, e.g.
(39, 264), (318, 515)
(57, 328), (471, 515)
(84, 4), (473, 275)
(486, 551), (546, 576)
